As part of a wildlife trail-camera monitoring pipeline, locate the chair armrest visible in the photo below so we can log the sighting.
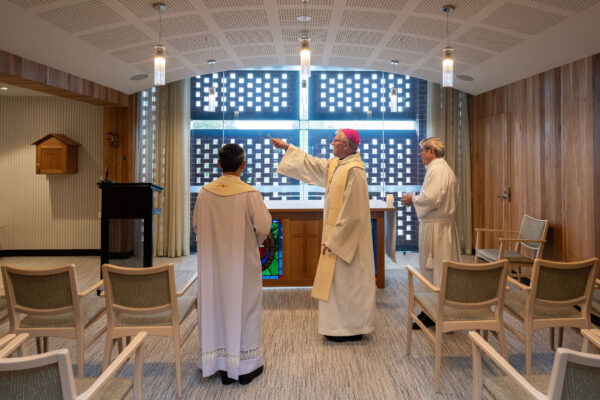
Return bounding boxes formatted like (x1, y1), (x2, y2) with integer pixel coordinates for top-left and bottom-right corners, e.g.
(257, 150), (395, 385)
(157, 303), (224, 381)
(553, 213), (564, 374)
(595, 278), (600, 288)
(499, 238), (546, 244)
(507, 276), (531, 291)
(78, 331), (148, 400)
(475, 228), (519, 234)
(581, 329), (600, 351)
(0, 333), (30, 358)
(177, 273), (198, 297)
(79, 280), (103, 298)
(406, 265), (439, 293)
(468, 332), (547, 400)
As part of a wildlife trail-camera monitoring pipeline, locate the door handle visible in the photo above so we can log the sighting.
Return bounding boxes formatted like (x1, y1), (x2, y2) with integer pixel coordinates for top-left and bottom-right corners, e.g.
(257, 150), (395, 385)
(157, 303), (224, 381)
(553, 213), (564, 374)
(497, 189), (511, 201)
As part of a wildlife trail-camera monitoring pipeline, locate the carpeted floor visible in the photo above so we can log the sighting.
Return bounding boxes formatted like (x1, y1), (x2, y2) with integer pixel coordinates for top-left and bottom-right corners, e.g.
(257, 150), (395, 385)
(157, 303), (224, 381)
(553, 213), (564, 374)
(0, 253), (586, 399)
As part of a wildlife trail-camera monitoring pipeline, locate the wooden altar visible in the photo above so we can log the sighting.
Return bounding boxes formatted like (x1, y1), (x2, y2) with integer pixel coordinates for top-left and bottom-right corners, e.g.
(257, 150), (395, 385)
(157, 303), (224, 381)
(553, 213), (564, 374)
(264, 199), (395, 289)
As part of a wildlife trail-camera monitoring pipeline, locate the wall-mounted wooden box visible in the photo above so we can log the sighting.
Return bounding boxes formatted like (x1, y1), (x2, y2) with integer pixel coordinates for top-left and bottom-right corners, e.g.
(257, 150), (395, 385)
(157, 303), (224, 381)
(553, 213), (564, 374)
(32, 134), (80, 174)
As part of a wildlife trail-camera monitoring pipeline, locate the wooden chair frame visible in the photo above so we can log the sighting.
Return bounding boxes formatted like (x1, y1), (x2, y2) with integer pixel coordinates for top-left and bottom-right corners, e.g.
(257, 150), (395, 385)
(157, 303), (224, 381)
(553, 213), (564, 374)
(475, 214), (549, 279)
(0, 331), (147, 400)
(406, 259), (509, 393)
(0, 332), (29, 358)
(503, 257), (599, 374)
(470, 331), (600, 400)
(102, 263), (197, 398)
(582, 328), (600, 353)
(1, 264), (105, 377)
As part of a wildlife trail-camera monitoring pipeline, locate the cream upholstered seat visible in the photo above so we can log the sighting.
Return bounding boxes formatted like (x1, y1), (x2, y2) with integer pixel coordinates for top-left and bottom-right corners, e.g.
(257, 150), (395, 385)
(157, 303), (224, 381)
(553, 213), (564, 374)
(0, 331), (147, 400)
(102, 263), (197, 399)
(406, 259), (509, 393)
(475, 215), (548, 279)
(469, 330), (600, 400)
(503, 258), (599, 375)
(0, 264), (106, 377)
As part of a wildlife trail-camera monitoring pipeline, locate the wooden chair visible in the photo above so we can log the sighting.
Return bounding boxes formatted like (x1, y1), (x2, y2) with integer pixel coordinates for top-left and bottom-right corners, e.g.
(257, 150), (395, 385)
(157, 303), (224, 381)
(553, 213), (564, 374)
(0, 331), (147, 400)
(503, 257), (598, 374)
(591, 279), (600, 326)
(0, 285), (8, 325)
(0, 332), (29, 358)
(406, 259), (509, 393)
(475, 214), (548, 279)
(0, 264), (105, 377)
(581, 329), (600, 353)
(102, 263), (197, 398)
(469, 331), (600, 400)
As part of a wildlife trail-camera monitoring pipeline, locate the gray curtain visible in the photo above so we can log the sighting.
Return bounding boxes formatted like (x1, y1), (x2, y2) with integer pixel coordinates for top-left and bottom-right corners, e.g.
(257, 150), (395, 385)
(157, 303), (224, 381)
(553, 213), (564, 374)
(137, 79), (190, 257)
(427, 82), (473, 254)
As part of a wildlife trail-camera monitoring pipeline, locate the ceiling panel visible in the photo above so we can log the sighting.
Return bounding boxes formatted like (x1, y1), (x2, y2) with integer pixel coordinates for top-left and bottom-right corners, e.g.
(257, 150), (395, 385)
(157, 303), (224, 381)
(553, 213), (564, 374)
(204, 0), (264, 8)
(530, 0), (600, 12)
(167, 34), (221, 53)
(233, 44), (277, 57)
(184, 48), (231, 64)
(331, 44), (374, 58)
(377, 49), (423, 64)
(482, 2), (567, 35)
(386, 35), (440, 53)
(9, 0), (55, 8)
(225, 29), (274, 45)
(284, 43), (324, 56)
(111, 43), (156, 64)
(36, 0), (123, 33)
(117, 0), (195, 18)
(328, 56), (366, 68)
(345, 0), (407, 10)
(398, 16), (461, 39)
(457, 27), (523, 53)
(415, 0), (492, 19)
(335, 29), (384, 46)
(146, 14), (209, 37)
(213, 9), (269, 29)
(281, 28), (328, 42)
(80, 25), (150, 51)
(339, 9), (396, 30)
(279, 8), (332, 27)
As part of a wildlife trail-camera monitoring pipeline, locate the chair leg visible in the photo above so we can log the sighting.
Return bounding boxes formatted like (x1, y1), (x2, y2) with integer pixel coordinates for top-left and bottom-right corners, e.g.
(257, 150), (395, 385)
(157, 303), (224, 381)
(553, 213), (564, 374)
(525, 324), (533, 375)
(406, 312), (413, 355)
(76, 330), (85, 377)
(434, 327), (443, 393)
(173, 328), (183, 398)
(103, 334), (114, 371)
(36, 337), (42, 354)
(43, 337), (48, 353)
(549, 327), (555, 350)
(557, 327), (564, 348)
(483, 330), (489, 341)
(498, 325), (508, 360)
(117, 338), (124, 353)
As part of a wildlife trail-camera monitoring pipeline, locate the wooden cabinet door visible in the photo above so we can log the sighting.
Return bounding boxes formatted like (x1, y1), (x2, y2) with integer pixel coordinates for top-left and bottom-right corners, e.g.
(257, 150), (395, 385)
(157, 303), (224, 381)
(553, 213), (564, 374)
(282, 217), (322, 284)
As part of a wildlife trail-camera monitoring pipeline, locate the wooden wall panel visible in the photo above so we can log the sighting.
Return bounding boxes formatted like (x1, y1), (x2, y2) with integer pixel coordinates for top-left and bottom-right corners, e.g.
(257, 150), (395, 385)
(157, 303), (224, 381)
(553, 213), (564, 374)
(470, 54), (598, 261)
(594, 55), (600, 261)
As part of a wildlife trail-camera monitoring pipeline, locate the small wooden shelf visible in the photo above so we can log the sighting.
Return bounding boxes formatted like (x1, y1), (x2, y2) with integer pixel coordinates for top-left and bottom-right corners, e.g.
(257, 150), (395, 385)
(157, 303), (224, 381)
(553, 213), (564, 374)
(32, 134), (80, 174)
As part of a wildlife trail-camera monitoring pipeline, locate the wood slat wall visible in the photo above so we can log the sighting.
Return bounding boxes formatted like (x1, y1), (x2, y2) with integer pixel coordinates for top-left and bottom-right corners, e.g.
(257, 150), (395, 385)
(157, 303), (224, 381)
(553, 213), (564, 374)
(0, 96), (103, 250)
(469, 55), (599, 261)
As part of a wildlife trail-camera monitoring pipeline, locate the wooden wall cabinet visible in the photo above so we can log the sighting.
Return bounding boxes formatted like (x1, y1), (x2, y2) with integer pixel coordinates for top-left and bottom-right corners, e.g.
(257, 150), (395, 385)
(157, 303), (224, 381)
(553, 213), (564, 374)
(32, 134), (80, 174)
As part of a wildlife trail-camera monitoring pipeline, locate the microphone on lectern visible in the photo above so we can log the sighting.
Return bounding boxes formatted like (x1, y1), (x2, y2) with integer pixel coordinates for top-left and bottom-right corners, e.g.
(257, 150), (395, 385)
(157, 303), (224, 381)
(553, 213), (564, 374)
(103, 156), (126, 183)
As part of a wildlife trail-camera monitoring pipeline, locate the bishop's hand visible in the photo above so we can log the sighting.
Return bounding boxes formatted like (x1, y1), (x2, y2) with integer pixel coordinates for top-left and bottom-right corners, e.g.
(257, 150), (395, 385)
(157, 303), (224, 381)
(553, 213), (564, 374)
(271, 137), (289, 150)
(400, 193), (413, 207)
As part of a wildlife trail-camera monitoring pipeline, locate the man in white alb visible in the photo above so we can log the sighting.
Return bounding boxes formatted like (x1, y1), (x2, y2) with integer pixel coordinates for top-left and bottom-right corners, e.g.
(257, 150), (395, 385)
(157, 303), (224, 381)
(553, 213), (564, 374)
(271, 129), (376, 342)
(401, 137), (460, 329)
(193, 143), (272, 384)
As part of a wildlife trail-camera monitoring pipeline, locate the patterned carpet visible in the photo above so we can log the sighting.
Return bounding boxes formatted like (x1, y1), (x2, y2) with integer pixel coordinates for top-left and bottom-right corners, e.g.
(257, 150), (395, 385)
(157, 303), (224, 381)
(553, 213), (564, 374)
(0, 254), (586, 399)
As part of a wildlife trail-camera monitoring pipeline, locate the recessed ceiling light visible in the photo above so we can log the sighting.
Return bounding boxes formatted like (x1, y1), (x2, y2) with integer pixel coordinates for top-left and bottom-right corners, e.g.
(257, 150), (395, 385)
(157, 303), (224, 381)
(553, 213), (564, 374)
(0, 87), (8, 90)
(456, 74), (474, 82)
(130, 74), (149, 81)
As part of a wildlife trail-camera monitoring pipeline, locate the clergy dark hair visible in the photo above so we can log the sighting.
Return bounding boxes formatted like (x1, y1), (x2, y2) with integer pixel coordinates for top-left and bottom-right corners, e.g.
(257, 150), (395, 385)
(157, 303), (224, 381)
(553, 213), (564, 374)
(219, 143), (245, 172)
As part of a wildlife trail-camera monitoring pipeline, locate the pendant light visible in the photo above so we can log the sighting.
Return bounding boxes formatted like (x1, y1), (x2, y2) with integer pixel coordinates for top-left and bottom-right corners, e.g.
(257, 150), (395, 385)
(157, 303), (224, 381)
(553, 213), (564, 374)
(442, 5), (455, 88)
(153, 2), (166, 86)
(300, 78), (308, 119)
(207, 60), (217, 112)
(298, 0), (311, 80)
(390, 60), (398, 112)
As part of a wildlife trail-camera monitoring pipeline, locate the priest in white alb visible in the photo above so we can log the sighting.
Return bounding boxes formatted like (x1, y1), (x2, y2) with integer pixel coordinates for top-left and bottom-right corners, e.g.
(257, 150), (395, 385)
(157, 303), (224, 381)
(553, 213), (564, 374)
(271, 129), (376, 342)
(401, 137), (461, 329)
(193, 143), (272, 384)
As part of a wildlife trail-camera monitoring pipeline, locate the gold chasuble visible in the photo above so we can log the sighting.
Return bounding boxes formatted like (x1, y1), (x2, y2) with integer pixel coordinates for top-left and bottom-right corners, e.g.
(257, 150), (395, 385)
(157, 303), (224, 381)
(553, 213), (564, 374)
(202, 175), (257, 196)
(311, 158), (365, 301)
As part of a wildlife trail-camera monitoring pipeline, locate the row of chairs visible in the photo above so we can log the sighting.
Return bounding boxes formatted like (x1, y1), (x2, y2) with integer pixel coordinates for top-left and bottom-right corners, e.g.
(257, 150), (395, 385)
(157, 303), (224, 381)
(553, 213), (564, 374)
(0, 263), (197, 398)
(406, 257), (599, 393)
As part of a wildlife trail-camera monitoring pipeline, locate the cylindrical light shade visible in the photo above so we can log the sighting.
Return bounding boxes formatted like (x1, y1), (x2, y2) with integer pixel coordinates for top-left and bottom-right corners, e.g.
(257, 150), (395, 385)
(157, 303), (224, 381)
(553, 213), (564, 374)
(154, 45), (165, 86)
(390, 87), (398, 112)
(300, 38), (311, 79)
(208, 86), (217, 112)
(442, 47), (453, 88)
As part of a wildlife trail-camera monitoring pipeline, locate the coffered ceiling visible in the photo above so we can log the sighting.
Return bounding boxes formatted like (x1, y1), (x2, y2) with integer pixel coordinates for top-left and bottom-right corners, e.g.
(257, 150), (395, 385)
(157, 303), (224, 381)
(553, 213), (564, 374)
(1, 0), (600, 95)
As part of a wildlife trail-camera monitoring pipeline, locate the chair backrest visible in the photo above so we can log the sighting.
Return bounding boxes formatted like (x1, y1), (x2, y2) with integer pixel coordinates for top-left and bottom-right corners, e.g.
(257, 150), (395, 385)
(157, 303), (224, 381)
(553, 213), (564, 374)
(440, 259), (509, 311)
(1, 265), (79, 328)
(102, 263), (176, 311)
(547, 348), (600, 400)
(529, 258), (598, 311)
(0, 348), (77, 400)
(518, 215), (548, 252)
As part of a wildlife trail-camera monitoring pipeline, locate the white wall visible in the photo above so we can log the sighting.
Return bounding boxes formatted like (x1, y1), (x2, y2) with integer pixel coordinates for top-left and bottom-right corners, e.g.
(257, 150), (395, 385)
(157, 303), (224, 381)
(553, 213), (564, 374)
(0, 96), (103, 250)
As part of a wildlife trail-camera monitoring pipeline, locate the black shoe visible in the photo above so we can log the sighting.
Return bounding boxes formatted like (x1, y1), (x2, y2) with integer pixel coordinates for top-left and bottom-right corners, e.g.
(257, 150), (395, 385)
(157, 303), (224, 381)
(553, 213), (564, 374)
(239, 366), (263, 385)
(219, 371), (235, 385)
(325, 334), (363, 342)
(412, 312), (435, 330)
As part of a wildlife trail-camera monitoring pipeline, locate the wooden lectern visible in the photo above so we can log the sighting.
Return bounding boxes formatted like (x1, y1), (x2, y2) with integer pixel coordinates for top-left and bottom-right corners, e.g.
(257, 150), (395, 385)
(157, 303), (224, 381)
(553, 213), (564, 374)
(98, 182), (163, 273)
